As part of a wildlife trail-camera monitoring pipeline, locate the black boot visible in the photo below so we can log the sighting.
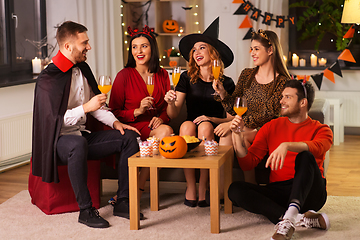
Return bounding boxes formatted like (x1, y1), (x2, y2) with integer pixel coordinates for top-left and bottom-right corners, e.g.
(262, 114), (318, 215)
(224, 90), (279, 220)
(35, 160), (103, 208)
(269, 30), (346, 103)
(78, 207), (109, 228)
(113, 198), (144, 220)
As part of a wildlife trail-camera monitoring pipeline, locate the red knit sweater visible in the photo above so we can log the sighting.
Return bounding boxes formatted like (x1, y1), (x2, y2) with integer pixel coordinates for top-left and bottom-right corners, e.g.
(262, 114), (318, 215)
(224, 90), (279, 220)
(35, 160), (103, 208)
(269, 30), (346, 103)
(238, 117), (333, 183)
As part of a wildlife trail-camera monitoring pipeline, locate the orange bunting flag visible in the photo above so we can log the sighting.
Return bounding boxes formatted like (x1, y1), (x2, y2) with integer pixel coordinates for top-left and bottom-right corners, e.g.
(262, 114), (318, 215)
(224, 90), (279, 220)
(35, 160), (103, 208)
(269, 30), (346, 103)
(343, 25), (355, 39)
(233, 0), (245, 3)
(297, 75), (310, 81)
(323, 68), (335, 83)
(239, 15), (253, 29)
(338, 49), (356, 63)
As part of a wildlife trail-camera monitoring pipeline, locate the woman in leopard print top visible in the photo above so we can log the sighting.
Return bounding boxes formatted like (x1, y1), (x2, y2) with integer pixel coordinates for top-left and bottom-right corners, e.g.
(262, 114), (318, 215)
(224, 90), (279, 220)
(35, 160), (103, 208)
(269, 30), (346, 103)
(214, 29), (290, 183)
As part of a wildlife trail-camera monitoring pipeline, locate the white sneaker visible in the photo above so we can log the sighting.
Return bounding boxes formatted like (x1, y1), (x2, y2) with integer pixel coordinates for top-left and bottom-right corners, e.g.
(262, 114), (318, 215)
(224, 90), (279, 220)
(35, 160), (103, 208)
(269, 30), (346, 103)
(297, 210), (330, 230)
(271, 219), (295, 240)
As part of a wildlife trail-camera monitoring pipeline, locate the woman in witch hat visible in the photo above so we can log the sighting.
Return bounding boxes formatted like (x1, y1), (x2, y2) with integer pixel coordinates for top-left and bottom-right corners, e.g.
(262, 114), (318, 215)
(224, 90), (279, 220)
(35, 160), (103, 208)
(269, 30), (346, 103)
(164, 17), (235, 207)
(215, 29), (290, 184)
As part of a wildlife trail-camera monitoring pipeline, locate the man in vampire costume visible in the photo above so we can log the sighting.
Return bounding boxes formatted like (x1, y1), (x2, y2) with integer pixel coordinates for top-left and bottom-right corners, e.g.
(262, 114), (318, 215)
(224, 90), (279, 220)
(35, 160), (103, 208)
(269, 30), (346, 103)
(32, 21), (141, 228)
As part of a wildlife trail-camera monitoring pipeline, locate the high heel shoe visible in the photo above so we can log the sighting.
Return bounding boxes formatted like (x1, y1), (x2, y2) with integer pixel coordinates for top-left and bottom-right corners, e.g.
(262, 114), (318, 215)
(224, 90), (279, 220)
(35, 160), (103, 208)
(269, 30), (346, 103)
(197, 200), (209, 207)
(184, 198), (197, 207)
(184, 188), (197, 207)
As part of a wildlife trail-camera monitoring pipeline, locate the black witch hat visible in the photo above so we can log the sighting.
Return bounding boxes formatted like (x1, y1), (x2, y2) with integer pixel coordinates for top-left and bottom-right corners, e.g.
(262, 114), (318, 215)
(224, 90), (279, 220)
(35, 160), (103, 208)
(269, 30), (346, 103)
(179, 17), (234, 68)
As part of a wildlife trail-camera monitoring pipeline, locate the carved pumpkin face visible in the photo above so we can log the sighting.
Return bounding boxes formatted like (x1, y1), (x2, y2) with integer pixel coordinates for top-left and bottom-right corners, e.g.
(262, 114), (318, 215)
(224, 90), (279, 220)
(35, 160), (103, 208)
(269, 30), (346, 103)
(162, 20), (179, 33)
(159, 136), (188, 158)
(169, 60), (178, 67)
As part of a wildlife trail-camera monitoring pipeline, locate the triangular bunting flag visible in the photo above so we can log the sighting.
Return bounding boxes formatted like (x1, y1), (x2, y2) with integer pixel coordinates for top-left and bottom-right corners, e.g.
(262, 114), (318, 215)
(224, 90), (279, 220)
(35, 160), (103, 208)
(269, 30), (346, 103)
(311, 73), (324, 90)
(232, 0), (244, 3)
(233, 2), (251, 15)
(239, 15), (253, 28)
(296, 75), (311, 81)
(329, 60), (343, 77)
(343, 25), (355, 39)
(243, 28), (254, 40)
(338, 49), (356, 63)
(323, 68), (335, 83)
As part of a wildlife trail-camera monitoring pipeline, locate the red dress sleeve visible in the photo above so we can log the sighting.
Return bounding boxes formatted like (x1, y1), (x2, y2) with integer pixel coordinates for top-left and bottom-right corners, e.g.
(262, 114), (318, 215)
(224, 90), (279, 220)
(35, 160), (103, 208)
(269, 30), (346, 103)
(109, 69), (138, 123)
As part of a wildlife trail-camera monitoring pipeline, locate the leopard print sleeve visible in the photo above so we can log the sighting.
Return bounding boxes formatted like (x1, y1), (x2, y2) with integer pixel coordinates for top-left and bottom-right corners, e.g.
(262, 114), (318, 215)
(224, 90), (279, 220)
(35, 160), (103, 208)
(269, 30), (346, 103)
(242, 74), (289, 129)
(219, 68), (255, 116)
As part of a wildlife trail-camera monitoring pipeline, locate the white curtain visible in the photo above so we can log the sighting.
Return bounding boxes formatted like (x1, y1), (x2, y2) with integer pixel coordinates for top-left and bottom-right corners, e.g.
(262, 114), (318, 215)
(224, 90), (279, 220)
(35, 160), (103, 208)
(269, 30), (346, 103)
(235, 0), (289, 79)
(46, 0), (123, 80)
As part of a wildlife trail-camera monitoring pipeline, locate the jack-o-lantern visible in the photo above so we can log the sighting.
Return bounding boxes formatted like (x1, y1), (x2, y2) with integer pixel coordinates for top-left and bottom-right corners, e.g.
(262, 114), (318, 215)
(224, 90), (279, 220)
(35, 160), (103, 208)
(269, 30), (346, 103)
(162, 19), (179, 33)
(159, 136), (187, 158)
(169, 60), (178, 67)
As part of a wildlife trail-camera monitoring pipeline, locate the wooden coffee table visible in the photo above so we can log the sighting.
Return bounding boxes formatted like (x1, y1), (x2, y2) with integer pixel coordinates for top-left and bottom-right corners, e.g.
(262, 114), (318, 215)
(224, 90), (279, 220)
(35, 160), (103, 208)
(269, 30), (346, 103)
(128, 145), (234, 234)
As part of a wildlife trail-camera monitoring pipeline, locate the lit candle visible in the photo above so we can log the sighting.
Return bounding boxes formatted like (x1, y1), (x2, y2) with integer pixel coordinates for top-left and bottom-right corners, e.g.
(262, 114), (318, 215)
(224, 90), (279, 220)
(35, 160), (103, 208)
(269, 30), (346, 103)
(292, 54), (299, 67)
(310, 54), (317, 67)
(32, 57), (41, 74)
(299, 59), (306, 67)
(319, 58), (327, 66)
(283, 55), (287, 63)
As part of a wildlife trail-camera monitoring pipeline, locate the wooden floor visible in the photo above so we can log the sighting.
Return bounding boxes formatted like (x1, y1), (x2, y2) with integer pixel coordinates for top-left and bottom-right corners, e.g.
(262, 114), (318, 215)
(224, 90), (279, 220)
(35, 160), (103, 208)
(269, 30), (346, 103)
(1, 135), (360, 204)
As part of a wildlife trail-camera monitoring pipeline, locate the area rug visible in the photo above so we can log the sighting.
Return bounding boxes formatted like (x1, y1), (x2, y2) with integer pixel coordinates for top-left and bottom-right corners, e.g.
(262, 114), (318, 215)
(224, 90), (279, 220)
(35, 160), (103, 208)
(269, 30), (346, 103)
(0, 191), (359, 239)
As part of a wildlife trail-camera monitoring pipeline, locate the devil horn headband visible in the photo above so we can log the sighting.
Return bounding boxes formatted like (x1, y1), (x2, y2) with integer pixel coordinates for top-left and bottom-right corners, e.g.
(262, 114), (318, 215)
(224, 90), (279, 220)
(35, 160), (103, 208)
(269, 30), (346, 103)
(128, 25), (154, 39)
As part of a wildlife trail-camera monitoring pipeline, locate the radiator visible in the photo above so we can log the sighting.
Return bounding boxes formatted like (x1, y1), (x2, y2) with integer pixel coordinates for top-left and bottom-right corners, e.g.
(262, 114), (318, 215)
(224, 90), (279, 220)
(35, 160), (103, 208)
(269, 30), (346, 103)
(0, 112), (32, 172)
(316, 91), (360, 127)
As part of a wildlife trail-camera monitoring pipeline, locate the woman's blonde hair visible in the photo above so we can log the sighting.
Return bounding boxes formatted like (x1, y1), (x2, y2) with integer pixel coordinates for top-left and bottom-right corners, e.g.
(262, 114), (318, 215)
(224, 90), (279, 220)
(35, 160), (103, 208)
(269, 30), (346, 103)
(188, 43), (224, 84)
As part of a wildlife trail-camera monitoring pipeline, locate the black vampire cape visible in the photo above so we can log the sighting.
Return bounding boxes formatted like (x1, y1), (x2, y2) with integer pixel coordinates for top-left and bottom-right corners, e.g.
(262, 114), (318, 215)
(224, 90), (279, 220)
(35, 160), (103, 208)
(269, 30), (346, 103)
(31, 61), (101, 183)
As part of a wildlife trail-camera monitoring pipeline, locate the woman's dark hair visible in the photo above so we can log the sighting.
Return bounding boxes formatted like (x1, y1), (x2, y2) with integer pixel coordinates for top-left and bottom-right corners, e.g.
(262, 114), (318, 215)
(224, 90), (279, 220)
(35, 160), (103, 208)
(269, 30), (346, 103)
(125, 33), (160, 73)
(284, 80), (315, 110)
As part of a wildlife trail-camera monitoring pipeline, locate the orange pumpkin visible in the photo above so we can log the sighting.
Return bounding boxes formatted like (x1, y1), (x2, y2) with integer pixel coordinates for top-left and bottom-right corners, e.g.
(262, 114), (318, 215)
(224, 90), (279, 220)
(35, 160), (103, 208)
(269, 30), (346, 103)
(162, 19), (179, 33)
(159, 136), (188, 158)
(169, 60), (178, 67)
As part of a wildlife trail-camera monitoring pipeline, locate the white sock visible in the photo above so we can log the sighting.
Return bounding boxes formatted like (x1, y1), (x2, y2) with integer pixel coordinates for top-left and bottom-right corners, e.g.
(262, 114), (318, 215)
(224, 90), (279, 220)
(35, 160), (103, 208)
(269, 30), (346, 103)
(283, 203), (300, 224)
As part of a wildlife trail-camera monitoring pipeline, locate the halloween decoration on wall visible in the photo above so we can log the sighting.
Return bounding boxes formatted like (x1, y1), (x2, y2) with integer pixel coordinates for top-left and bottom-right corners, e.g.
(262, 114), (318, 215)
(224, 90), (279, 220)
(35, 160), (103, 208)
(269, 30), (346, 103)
(163, 19), (179, 33)
(159, 136), (188, 159)
(233, 0), (296, 29)
(232, 1), (357, 89)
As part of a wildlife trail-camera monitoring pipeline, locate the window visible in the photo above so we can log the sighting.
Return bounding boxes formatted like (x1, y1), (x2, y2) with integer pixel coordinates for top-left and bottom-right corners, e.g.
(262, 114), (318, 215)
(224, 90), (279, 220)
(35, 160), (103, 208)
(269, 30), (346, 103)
(0, 0), (46, 79)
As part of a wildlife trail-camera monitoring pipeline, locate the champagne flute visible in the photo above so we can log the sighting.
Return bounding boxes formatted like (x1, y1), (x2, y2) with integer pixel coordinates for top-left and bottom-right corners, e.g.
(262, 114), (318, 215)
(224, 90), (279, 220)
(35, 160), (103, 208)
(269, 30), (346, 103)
(172, 67), (181, 102)
(211, 60), (221, 95)
(172, 66), (181, 88)
(97, 75), (112, 110)
(233, 97), (247, 132)
(146, 76), (156, 110)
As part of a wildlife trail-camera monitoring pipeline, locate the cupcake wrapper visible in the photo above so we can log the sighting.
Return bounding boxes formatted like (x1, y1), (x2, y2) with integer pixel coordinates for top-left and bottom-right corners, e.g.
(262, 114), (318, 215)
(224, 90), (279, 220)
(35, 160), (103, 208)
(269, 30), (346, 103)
(140, 145), (153, 157)
(205, 145), (218, 155)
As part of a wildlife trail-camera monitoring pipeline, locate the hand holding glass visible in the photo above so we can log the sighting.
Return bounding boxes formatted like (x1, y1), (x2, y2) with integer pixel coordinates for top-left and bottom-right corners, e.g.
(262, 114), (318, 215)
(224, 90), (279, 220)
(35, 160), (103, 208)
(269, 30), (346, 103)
(97, 75), (112, 110)
(211, 60), (221, 95)
(233, 97), (247, 132)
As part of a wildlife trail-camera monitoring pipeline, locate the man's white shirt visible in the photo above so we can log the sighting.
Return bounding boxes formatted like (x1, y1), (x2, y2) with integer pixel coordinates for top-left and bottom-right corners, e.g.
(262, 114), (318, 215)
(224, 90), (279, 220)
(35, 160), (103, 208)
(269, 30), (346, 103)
(60, 67), (117, 136)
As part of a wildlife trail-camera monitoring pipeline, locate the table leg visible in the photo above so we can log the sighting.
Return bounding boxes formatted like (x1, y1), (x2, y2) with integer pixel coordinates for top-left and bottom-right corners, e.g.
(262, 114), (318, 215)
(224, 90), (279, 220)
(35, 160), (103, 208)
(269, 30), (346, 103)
(150, 167), (159, 211)
(129, 166), (139, 230)
(223, 152), (233, 214)
(209, 168), (220, 234)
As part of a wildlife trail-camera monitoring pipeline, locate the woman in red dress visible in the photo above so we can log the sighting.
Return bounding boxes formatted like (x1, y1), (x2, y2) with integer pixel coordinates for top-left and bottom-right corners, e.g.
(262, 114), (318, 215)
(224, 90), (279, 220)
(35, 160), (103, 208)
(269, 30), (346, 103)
(109, 26), (173, 193)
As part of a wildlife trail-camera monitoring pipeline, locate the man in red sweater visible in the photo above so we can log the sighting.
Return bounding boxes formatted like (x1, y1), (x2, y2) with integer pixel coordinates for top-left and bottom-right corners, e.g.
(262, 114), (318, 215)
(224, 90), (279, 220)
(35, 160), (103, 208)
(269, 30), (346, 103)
(228, 80), (333, 240)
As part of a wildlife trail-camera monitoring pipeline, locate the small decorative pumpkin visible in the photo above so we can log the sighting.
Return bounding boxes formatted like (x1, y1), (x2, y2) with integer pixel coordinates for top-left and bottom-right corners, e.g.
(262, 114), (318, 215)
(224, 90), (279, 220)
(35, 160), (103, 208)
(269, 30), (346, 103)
(169, 60), (178, 67)
(159, 136), (188, 158)
(162, 19), (179, 33)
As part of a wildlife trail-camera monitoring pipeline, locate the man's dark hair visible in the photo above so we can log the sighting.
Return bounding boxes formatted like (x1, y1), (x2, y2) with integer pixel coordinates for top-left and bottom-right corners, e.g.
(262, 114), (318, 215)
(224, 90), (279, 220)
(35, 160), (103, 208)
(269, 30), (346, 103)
(56, 21), (88, 45)
(284, 80), (315, 110)
(125, 33), (160, 74)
